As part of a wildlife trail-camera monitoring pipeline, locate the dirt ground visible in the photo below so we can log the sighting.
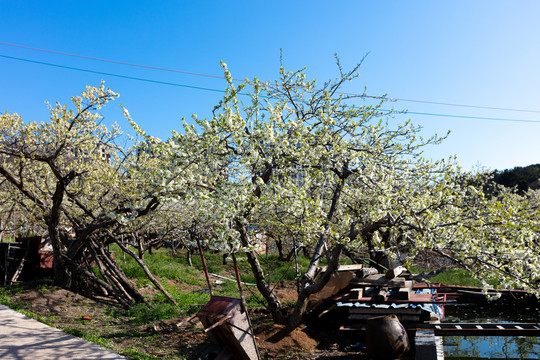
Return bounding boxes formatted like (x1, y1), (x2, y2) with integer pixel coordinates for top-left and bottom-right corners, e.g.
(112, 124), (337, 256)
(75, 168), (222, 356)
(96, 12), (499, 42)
(6, 282), (371, 360)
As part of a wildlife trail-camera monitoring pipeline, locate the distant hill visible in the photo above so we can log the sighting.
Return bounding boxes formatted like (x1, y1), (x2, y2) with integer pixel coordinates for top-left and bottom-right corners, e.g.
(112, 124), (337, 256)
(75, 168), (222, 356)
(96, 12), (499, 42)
(493, 164), (540, 193)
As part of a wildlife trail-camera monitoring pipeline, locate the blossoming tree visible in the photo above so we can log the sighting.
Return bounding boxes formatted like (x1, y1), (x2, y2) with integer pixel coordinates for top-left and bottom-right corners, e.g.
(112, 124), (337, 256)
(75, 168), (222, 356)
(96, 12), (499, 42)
(170, 60), (540, 326)
(0, 83), (183, 306)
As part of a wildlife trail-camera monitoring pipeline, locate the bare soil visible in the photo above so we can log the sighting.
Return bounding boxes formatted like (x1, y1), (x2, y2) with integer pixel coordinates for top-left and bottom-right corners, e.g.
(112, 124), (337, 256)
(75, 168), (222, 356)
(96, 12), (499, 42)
(5, 282), (370, 360)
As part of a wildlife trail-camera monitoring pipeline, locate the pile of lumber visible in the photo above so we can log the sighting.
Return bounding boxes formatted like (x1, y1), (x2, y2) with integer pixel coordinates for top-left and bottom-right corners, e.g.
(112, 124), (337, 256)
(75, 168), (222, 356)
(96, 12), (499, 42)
(349, 266), (414, 301)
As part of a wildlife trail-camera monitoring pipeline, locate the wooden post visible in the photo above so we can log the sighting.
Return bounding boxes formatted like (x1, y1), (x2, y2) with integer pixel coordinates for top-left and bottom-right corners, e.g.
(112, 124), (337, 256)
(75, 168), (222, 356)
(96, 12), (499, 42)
(196, 239), (213, 296)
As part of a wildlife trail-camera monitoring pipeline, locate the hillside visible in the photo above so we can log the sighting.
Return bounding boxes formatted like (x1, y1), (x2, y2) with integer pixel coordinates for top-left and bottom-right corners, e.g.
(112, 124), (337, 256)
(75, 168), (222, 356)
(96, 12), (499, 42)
(493, 163), (540, 193)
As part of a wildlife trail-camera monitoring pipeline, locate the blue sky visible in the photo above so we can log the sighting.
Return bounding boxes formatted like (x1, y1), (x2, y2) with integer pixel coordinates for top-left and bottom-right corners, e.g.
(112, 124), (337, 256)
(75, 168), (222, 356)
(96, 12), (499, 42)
(1, 1), (540, 171)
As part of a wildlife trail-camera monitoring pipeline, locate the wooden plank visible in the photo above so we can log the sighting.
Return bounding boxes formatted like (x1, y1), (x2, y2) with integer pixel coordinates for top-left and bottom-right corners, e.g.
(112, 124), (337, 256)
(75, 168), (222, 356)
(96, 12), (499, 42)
(9, 246), (29, 284)
(337, 264), (364, 272)
(343, 322), (540, 338)
(359, 267), (378, 278)
(371, 289), (387, 302)
(362, 274), (387, 283)
(350, 288), (363, 299)
(385, 266), (407, 279)
(422, 323), (540, 336)
(318, 264), (364, 273)
(350, 277), (408, 288)
(409, 293), (434, 302)
(397, 287), (411, 300)
(311, 270), (355, 302)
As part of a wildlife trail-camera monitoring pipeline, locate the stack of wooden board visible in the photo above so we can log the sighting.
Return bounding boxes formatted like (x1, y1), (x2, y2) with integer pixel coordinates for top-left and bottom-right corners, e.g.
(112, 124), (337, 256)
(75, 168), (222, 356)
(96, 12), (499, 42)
(348, 266), (414, 302)
(336, 266), (444, 324)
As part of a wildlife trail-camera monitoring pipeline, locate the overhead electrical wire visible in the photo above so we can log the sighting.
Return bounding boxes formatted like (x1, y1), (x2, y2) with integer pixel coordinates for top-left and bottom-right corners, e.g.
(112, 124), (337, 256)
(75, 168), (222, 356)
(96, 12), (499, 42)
(0, 54), (226, 94)
(1, 53), (540, 124)
(0, 41), (227, 80)
(2, 41), (540, 115)
(340, 92), (540, 114)
(403, 111), (540, 124)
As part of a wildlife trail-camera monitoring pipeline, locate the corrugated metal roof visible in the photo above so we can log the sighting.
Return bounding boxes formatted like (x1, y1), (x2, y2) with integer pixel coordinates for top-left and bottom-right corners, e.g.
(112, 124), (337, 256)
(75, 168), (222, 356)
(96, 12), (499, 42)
(336, 301), (440, 314)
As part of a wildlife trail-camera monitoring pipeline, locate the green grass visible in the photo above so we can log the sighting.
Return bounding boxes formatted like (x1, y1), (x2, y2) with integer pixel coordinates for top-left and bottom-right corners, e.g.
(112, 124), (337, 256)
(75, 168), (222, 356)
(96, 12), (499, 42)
(112, 245), (214, 286)
(235, 253), (312, 284)
(110, 302), (183, 324)
(112, 245), (311, 293)
(100, 247), (318, 324)
(409, 266), (500, 287)
(429, 269), (484, 287)
(0, 284), (25, 310)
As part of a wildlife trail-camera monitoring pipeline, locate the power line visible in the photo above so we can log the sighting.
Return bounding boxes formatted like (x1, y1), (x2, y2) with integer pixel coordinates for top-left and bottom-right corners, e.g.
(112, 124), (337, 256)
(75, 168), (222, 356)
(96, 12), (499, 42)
(2, 53), (540, 125)
(0, 54), (227, 94)
(402, 111), (540, 124)
(3, 41), (540, 114)
(341, 92), (540, 114)
(0, 41), (229, 81)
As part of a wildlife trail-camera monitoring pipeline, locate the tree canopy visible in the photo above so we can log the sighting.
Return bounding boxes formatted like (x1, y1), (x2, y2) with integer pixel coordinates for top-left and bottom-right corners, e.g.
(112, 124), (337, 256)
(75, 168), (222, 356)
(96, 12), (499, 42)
(0, 83), (185, 306)
(1, 62), (540, 327)
(166, 60), (540, 325)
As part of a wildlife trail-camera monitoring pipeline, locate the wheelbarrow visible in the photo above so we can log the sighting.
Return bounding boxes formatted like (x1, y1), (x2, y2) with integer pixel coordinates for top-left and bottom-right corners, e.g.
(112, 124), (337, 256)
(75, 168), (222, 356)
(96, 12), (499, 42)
(195, 241), (260, 360)
(198, 295), (259, 360)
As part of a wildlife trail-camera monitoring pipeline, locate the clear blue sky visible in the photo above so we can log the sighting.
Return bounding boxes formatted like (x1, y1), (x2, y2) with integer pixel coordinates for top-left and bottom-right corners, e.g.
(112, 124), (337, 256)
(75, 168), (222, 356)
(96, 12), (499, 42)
(2, 1), (540, 171)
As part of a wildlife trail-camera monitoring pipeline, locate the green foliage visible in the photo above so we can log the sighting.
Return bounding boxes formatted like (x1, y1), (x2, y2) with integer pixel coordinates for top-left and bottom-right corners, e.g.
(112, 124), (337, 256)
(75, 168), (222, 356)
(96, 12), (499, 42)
(493, 163), (540, 193)
(0, 294), (12, 307)
(0, 285), (25, 310)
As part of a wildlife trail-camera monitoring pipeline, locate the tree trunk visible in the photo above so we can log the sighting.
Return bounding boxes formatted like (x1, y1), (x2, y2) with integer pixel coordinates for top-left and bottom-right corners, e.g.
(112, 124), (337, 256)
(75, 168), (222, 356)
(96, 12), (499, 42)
(222, 253), (228, 265)
(235, 219), (288, 324)
(289, 244), (344, 327)
(288, 175), (347, 327)
(91, 238), (148, 304)
(136, 234), (144, 260)
(114, 239), (178, 305)
(48, 171), (77, 289)
(61, 253), (132, 308)
(274, 236), (286, 261)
